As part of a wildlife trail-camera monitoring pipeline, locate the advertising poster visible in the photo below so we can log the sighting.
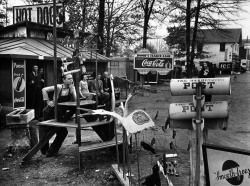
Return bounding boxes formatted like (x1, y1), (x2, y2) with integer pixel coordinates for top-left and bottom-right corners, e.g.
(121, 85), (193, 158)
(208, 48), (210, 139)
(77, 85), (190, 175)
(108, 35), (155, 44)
(203, 144), (250, 186)
(134, 55), (173, 70)
(12, 60), (26, 108)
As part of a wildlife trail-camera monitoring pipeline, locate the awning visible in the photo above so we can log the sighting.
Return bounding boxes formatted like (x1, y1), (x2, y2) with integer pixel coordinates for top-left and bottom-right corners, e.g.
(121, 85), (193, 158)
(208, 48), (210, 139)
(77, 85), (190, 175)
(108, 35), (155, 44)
(0, 38), (109, 62)
(137, 69), (171, 75)
(0, 38), (74, 60)
(79, 49), (110, 62)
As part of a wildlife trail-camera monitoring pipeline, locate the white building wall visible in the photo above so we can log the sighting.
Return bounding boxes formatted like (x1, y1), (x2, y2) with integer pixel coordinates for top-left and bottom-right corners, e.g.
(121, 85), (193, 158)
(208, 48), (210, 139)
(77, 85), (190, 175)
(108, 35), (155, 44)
(199, 43), (239, 67)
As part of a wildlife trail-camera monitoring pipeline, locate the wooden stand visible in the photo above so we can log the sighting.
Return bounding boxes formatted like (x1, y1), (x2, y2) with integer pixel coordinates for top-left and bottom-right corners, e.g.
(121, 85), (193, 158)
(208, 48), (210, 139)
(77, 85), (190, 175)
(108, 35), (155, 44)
(169, 78), (231, 186)
(111, 164), (130, 186)
(6, 109), (35, 153)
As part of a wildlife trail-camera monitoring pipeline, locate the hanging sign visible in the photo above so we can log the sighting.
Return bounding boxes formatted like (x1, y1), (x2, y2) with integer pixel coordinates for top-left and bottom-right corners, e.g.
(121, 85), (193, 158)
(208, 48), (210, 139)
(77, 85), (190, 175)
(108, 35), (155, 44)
(202, 144), (250, 186)
(170, 77), (231, 96)
(169, 101), (229, 120)
(13, 3), (64, 27)
(134, 56), (173, 69)
(12, 59), (26, 109)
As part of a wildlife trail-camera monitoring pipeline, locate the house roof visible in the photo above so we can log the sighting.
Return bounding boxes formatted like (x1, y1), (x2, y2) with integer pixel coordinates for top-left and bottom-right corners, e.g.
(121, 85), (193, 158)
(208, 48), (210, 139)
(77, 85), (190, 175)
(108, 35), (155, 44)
(0, 38), (109, 62)
(197, 28), (242, 43)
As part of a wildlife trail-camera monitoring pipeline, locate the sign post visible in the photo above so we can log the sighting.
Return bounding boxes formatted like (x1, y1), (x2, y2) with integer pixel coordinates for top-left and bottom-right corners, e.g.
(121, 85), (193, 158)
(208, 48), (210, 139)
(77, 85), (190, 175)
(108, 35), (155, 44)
(169, 78), (231, 185)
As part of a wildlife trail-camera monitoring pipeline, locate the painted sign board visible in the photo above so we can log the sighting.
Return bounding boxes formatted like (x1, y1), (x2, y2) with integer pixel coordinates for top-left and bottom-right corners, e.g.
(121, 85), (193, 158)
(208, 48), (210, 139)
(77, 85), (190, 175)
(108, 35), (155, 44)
(202, 144), (250, 186)
(12, 59), (26, 109)
(169, 101), (229, 120)
(13, 3), (64, 27)
(170, 77), (231, 96)
(134, 55), (173, 70)
(244, 43), (250, 49)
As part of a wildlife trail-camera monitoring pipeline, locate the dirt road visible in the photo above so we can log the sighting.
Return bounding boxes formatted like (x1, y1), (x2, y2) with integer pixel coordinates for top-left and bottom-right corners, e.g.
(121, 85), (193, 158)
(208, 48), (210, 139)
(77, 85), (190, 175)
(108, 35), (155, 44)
(0, 72), (249, 185)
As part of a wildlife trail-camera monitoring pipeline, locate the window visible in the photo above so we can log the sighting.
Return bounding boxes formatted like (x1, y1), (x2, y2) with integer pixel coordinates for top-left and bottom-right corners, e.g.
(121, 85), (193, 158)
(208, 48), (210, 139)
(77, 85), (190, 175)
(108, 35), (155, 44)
(220, 43), (225, 52)
(110, 61), (119, 66)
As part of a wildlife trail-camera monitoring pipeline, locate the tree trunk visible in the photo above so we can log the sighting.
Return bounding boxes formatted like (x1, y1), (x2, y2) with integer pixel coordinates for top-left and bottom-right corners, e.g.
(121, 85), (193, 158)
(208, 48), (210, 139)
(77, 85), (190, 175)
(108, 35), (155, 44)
(81, 0), (87, 46)
(186, 0), (191, 77)
(190, 0), (202, 76)
(143, 0), (149, 48)
(98, 0), (105, 54)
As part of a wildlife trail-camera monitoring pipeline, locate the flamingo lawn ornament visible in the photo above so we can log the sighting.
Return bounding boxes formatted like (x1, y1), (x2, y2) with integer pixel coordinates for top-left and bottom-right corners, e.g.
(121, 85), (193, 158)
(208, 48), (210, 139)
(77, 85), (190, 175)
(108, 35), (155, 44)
(91, 109), (155, 134)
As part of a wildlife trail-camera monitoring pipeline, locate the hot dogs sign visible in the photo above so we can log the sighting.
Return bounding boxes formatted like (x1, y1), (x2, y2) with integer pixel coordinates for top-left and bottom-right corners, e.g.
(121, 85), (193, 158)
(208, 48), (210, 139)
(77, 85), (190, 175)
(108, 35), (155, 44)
(13, 3), (65, 27)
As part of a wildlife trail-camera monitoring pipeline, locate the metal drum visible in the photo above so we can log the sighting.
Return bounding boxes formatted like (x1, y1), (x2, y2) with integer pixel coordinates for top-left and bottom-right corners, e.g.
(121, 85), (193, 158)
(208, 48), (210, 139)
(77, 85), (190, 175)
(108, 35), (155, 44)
(170, 77), (231, 96)
(169, 101), (229, 120)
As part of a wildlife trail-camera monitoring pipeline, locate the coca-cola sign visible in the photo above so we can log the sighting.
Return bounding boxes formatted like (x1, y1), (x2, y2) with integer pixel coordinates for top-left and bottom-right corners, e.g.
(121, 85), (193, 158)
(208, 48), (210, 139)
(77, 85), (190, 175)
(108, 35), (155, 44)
(12, 60), (26, 108)
(134, 57), (173, 69)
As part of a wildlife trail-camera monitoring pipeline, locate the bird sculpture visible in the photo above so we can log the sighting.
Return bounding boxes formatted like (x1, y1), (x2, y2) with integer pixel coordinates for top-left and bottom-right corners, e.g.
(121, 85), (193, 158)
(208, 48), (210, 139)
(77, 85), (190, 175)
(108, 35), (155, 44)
(142, 164), (161, 186)
(91, 109), (155, 134)
(61, 58), (74, 74)
(154, 110), (159, 120)
(141, 141), (156, 154)
(150, 137), (156, 146)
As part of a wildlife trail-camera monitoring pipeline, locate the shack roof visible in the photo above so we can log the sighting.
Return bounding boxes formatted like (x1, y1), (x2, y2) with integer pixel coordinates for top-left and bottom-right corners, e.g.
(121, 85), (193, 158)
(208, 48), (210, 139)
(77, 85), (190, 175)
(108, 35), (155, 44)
(0, 38), (109, 62)
(197, 28), (242, 43)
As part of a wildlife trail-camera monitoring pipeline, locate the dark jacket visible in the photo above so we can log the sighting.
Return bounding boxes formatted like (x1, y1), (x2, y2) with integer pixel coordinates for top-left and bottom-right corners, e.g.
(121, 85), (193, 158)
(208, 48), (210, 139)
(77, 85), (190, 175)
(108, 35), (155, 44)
(101, 77), (112, 93)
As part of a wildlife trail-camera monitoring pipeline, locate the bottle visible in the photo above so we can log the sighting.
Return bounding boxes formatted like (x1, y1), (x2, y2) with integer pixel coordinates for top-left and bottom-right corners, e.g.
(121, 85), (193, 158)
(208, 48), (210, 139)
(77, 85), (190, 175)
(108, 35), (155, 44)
(16, 74), (23, 91)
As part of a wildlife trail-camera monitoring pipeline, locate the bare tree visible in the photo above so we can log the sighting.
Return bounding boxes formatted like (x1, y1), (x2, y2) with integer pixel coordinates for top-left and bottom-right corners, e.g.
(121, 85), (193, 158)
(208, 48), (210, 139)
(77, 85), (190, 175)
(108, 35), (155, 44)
(166, 0), (247, 77)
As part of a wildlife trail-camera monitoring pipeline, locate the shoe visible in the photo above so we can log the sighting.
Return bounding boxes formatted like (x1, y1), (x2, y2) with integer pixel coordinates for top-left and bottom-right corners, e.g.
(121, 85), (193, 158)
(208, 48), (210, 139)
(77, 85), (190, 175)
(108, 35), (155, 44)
(46, 152), (62, 157)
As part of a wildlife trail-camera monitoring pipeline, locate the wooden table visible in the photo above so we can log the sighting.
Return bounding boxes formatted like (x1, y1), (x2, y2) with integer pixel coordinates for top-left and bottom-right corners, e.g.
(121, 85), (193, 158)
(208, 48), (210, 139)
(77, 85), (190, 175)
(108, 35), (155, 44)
(22, 100), (96, 162)
(57, 100), (96, 107)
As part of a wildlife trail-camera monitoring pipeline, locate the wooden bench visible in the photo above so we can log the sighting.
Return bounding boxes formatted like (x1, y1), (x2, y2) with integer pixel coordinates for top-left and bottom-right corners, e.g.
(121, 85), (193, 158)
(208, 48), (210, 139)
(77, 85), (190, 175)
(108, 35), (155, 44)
(37, 118), (115, 128)
(79, 139), (123, 153)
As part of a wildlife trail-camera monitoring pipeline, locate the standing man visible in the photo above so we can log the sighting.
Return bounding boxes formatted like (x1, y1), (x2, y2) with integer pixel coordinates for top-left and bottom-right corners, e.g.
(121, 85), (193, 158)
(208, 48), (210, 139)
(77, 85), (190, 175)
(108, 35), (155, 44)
(198, 62), (215, 102)
(39, 67), (45, 88)
(40, 73), (76, 157)
(27, 65), (43, 121)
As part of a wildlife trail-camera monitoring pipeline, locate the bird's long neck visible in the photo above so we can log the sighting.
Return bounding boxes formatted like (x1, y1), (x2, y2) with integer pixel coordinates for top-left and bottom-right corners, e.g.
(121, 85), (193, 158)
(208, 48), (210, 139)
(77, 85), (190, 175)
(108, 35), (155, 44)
(110, 76), (115, 112)
(103, 111), (124, 121)
(124, 95), (132, 117)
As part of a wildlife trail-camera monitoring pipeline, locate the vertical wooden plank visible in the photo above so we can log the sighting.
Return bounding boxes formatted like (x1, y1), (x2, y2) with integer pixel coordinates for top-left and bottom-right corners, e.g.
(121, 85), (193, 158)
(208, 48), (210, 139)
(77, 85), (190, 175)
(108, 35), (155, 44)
(53, 0), (57, 121)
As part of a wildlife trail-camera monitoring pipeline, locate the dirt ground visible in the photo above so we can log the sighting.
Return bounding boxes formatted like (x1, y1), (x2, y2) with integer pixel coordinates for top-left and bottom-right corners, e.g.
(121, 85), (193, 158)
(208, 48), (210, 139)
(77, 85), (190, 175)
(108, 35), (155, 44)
(0, 72), (250, 186)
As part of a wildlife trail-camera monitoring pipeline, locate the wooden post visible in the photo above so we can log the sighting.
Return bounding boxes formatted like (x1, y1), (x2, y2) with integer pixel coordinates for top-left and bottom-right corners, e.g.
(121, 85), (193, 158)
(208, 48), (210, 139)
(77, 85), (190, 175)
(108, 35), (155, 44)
(53, 0), (58, 121)
(189, 82), (205, 186)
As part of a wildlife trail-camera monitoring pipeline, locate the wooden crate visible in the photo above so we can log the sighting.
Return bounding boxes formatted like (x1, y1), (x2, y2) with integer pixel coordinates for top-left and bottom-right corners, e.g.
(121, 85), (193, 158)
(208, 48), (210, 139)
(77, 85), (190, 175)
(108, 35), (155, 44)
(6, 109), (34, 125)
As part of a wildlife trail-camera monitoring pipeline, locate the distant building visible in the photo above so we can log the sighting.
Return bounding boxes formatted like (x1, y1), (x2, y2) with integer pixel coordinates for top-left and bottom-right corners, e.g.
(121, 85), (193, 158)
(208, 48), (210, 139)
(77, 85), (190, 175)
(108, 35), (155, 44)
(195, 28), (242, 71)
(108, 57), (134, 81)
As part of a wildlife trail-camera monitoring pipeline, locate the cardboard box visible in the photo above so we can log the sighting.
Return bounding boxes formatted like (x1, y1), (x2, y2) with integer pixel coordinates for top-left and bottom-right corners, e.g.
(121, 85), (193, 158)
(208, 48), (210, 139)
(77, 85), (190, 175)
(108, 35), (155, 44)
(6, 109), (34, 125)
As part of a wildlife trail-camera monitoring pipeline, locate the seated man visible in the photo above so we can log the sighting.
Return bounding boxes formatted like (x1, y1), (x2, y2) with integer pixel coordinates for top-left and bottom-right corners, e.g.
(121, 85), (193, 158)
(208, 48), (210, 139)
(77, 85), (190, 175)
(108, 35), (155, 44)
(101, 71), (112, 95)
(40, 73), (76, 157)
(89, 73), (110, 110)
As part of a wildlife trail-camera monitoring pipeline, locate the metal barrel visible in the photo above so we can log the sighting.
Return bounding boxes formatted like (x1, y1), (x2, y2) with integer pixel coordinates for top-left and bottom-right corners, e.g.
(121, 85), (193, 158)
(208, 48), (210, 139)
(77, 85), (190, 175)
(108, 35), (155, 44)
(169, 101), (229, 120)
(170, 77), (231, 96)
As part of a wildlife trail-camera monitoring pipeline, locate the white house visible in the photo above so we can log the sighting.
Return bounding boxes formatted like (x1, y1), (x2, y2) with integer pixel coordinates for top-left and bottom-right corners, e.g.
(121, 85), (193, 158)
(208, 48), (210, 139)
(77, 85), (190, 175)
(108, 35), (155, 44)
(196, 28), (242, 68)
